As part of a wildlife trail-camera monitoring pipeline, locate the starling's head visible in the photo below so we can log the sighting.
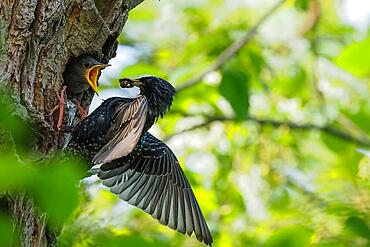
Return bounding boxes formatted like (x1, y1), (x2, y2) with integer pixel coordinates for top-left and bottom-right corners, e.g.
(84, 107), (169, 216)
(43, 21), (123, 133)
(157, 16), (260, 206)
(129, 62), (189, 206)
(120, 76), (176, 99)
(120, 76), (176, 118)
(64, 55), (111, 94)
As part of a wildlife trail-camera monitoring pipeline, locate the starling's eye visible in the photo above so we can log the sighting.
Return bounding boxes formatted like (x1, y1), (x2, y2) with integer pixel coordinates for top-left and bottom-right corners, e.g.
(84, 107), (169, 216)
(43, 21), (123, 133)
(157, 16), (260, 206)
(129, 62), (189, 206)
(84, 62), (89, 68)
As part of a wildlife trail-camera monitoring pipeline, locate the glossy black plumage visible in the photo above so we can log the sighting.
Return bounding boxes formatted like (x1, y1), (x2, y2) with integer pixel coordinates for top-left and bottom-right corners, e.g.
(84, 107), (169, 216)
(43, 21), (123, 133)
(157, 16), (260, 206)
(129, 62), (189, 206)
(67, 76), (213, 245)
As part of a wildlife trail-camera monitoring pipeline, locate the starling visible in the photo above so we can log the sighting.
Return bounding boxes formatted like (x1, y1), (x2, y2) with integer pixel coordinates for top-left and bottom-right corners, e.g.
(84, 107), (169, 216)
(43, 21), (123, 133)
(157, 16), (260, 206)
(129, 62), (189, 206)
(67, 76), (213, 245)
(49, 55), (110, 130)
(63, 55), (110, 100)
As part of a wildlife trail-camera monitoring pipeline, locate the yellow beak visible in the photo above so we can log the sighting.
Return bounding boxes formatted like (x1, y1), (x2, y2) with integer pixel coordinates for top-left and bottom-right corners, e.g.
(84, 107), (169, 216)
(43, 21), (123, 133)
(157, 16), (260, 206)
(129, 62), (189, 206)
(85, 64), (111, 94)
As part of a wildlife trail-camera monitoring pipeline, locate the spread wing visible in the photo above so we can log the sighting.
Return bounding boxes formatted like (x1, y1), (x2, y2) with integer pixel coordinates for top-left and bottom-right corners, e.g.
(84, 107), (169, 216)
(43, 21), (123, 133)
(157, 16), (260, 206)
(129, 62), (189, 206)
(98, 132), (213, 246)
(92, 96), (148, 164)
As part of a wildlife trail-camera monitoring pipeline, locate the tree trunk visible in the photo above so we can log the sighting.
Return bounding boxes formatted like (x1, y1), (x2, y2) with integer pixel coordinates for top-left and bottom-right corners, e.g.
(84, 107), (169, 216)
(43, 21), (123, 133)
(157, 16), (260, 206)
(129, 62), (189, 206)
(0, 0), (143, 246)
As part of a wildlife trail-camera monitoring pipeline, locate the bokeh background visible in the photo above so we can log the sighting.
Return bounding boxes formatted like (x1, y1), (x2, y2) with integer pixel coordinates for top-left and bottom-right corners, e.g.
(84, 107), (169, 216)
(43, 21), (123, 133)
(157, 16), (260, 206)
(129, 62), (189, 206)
(65, 0), (370, 246)
(1, 0), (370, 246)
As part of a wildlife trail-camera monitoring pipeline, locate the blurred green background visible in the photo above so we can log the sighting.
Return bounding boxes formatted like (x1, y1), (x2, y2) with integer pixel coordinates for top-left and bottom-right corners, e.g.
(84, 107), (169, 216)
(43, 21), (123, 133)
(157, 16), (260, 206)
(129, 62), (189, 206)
(2, 0), (370, 246)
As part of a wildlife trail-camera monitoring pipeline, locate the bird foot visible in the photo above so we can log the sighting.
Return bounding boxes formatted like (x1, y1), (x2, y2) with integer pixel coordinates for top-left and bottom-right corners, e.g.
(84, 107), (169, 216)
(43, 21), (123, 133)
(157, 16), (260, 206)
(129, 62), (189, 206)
(49, 86), (67, 131)
(73, 100), (88, 119)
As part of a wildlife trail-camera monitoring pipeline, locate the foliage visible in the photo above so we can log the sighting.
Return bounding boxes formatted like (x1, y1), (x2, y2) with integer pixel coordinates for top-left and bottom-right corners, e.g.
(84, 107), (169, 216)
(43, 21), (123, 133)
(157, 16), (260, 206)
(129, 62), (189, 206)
(66, 0), (370, 246)
(219, 59), (250, 120)
(0, 93), (82, 245)
(336, 37), (370, 78)
(1, 0), (370, 246)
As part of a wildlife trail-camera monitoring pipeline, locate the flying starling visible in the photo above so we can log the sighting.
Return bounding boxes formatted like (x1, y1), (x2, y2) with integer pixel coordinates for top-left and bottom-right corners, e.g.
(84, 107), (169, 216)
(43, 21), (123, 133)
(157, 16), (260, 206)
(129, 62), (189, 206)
(49, 55), (110, 130)
(67, 76), (213, 245)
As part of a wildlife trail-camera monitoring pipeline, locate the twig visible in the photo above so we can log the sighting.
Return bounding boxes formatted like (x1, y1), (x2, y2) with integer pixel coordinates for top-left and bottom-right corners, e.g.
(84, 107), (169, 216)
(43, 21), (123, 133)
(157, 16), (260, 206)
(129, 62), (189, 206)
(164, 115), (370, 147)
(249, 117), (370, 145)
(176, 0), (287, 92)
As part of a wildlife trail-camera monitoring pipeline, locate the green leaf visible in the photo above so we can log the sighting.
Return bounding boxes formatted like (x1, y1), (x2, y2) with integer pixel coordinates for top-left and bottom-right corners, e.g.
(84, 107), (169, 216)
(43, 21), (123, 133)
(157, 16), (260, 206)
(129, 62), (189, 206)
(322, 133), (361, 178)
(263, 226), (312, 247)
(183, 7), (211, 34)
(343, 103), (370, 134)
(219, 60), (250, 120)
(314, 243), (346, 247)
(31, 165), (81, 225)
(247, 47), (265, 76)
(129, 8), (158, 22)
(273, 66), (308, 99)
(85, 229), (168, 247)
(269, 187), (290, 209)
(345, 216), (370, 239)
(321, 132), (348, 154)
(0, 93), (34, 158)
(336, 37), (370, 78)
(0, 213), (15, 246)
(0, 155), (81, 226)
(0, 156), (35, 189)
(294, 0), (310, 11)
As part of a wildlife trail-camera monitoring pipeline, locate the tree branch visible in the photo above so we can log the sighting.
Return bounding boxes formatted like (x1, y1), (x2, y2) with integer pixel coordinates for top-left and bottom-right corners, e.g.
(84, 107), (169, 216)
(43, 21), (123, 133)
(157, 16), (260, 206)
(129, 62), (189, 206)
(163, 115), (370, 147)
(176, 0), (287, 92)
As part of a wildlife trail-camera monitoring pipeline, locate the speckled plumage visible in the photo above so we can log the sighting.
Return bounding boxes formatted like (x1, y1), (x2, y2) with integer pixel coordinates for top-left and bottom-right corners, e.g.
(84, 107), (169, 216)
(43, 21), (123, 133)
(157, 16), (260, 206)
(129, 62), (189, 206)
(66, 76), (213, 246)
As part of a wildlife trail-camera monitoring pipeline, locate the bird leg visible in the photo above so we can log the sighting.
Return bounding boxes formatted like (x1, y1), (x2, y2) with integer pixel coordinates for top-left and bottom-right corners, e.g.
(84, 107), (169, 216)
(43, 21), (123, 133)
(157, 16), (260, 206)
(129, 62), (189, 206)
(72, 100), (88, 119)
(49, 85), (67, 131)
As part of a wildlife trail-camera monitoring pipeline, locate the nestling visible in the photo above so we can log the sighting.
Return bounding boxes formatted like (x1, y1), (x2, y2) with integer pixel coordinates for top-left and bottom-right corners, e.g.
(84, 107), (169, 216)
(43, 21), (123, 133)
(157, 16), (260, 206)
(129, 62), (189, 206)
(49, 55), (110, 130)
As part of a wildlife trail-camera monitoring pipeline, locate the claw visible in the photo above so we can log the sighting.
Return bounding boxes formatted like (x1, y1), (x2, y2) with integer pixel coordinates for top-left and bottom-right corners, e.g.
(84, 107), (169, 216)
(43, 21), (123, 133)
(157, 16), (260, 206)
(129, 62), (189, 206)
(49, 86), (67, 131)
(72, 99), (88, 119)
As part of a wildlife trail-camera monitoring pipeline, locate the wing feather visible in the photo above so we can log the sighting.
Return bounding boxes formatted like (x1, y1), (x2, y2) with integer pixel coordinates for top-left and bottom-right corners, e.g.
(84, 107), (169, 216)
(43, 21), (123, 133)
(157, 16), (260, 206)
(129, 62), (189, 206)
(98, 132), (213, 245)
(92, 96), (148, 164)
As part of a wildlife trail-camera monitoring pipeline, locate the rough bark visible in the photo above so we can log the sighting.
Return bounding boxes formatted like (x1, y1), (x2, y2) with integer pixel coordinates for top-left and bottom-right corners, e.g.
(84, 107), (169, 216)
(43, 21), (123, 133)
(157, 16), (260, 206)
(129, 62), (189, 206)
(0, 0), (143, 246)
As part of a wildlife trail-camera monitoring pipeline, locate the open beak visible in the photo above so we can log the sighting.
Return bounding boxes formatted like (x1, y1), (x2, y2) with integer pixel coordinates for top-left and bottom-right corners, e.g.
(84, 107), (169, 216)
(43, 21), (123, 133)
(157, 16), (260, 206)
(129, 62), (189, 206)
(85, 64), (111, 94)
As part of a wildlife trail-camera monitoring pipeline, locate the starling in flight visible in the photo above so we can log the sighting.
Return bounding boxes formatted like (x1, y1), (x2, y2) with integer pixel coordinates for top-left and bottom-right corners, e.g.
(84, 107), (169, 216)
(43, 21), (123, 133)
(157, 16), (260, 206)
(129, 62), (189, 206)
(50, 55), (110, 130)
(67, 76), (213, 245)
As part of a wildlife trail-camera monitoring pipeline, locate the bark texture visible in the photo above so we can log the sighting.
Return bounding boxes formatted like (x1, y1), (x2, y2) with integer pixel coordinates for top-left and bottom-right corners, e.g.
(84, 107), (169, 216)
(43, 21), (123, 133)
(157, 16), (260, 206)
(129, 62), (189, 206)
(0, 0), (143, 246)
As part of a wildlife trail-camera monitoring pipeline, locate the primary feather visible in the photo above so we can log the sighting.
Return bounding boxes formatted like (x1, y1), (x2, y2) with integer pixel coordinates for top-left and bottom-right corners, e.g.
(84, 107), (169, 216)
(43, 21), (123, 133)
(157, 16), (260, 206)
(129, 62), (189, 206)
(66, 76), (213, 245)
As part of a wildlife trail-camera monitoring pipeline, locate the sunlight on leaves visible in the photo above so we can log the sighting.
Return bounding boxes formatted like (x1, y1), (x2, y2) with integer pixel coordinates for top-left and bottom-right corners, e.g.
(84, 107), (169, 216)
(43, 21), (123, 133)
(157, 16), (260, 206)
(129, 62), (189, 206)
(263, 226), (312, 247)
(219, 59), (250, 120)
(336, 37), (370, 78)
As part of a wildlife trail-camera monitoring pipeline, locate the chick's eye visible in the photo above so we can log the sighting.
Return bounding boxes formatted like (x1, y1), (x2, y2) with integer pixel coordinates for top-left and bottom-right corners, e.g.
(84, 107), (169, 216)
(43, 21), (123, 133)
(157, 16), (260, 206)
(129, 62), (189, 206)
(84, 62), (89, 68)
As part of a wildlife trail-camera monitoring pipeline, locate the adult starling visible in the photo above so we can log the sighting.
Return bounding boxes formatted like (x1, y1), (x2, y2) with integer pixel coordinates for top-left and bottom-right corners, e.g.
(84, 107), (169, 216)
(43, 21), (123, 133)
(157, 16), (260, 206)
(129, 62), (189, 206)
(67, 76), (213, 245)
(50, 55), (110, 130)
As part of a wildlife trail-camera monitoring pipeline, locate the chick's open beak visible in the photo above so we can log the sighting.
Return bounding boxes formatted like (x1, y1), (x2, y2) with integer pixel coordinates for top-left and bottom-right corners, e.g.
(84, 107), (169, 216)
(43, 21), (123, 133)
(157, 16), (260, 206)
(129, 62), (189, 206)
(85, 64), (111, 94)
